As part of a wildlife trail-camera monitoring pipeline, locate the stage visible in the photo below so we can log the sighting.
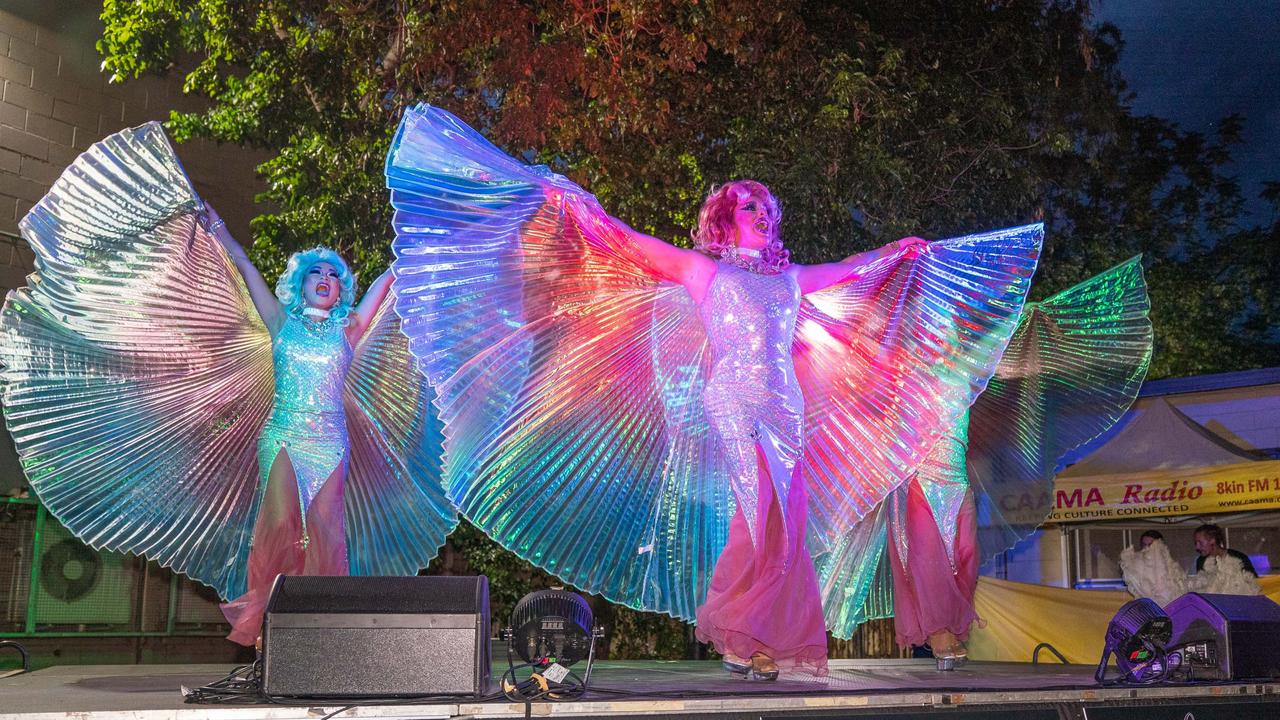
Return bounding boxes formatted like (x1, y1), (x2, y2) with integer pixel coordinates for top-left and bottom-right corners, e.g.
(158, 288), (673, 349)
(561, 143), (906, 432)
(1, 659), (1277, 720)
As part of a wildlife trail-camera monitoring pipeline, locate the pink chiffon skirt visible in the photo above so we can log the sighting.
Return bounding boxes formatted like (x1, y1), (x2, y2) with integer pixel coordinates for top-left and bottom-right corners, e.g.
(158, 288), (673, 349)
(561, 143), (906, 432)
(888, 477), (979, 647)
(220, 449), (349, 646)
(695, 444), (829, 673)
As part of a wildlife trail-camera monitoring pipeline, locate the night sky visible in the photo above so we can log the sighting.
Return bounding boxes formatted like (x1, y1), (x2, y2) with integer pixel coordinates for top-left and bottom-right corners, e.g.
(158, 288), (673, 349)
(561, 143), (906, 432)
(1098, 0), (1280, 223)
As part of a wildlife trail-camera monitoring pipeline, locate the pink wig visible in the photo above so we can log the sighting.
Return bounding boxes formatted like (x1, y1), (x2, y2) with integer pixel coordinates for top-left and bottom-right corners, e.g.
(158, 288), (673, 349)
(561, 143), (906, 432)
(691, 180), (789, 272)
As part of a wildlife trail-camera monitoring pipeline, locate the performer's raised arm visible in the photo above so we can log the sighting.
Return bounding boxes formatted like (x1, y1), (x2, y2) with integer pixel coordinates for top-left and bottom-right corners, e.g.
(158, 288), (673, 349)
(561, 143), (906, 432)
(203, 205), (285, 335)
(346, 268), (393, 343)
(793, 236), (929, 295)
(609, 218), (718, 302)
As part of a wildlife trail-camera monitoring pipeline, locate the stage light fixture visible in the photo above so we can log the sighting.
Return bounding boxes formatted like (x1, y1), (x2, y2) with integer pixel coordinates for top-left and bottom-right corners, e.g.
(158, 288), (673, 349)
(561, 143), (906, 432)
(1095, 597), (1174, 684)
(510, 589), (594, 666)
(501, 588), (604, 701)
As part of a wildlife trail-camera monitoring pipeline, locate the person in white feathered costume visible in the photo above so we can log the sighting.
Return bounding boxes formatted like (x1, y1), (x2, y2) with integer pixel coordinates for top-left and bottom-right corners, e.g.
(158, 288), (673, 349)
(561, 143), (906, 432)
(1121, 528), (1260, 607)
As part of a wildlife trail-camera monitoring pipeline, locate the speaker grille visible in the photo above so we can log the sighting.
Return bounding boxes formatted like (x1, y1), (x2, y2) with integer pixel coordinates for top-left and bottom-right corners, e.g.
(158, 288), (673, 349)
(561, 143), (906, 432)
(268, 575), (486, 614)
(266, 627), (482, 696)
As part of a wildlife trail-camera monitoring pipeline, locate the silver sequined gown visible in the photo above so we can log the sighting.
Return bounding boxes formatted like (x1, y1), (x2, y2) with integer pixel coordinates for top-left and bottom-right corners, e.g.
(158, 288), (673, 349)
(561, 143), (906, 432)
(257, 313), (353, 534)
(694, 260), (829, 669)
(700, 261), (804, 543)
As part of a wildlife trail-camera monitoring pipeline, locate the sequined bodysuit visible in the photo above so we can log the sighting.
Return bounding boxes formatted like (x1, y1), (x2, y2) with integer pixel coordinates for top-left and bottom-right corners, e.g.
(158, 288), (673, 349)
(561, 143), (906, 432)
(258, 314), (353, 533)
(700, 261), (803, 544)
(694, 260), (829, 668)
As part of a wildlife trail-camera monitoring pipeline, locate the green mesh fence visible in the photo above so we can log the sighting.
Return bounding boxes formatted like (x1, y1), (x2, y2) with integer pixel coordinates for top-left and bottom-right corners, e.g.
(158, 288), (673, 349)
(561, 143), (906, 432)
(1, 498), (227, 637)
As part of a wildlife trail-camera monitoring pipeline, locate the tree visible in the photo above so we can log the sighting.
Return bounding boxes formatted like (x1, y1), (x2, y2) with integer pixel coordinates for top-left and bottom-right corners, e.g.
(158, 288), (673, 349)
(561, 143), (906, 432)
(99, 1), (1274, 371)
(97, 0), (1278, 652)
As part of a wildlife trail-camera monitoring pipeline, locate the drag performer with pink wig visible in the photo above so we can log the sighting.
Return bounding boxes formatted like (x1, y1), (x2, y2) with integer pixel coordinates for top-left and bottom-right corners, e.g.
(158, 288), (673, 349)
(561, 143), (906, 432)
(386, 105), (1044, 677)
(615, 179), (929, 677)
(0, 123), (455, 646)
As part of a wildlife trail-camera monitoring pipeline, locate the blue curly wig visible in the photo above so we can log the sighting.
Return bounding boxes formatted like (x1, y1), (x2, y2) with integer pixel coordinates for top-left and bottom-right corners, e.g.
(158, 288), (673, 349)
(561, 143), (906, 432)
(274, 247), (356, 325)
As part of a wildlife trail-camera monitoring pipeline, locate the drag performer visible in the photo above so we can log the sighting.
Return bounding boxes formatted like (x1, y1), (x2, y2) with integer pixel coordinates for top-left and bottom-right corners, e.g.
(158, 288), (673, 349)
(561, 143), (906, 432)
(386, 105), (1040, 677)
(0, 123), (455, 646)
(206, 220), (399, 644)
(895, 258), (1151, 662)
(865, 258), (1152, 664)
(618, 180), (930, 678)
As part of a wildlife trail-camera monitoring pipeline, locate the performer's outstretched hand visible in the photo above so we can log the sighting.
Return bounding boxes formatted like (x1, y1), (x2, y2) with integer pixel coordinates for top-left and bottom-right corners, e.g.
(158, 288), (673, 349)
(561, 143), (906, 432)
(896, 236), (929, 255)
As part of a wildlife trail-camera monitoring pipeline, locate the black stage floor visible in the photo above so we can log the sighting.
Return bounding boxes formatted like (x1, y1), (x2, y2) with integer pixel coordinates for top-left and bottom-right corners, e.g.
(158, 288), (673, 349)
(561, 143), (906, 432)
(1, 659), (1277, 720)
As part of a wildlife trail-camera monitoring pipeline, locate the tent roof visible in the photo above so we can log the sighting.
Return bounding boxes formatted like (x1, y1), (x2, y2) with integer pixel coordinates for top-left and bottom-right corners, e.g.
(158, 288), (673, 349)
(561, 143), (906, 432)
(1058, 396), (1261, 477)
(1139, 367), (1280, 398)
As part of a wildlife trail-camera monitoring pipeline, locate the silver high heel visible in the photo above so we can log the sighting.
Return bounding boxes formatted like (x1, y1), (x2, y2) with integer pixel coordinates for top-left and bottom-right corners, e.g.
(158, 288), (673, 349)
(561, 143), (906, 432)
(929, 630), (968, 671)
(933, 642), (968, 671)
(721, 654), (751, 676)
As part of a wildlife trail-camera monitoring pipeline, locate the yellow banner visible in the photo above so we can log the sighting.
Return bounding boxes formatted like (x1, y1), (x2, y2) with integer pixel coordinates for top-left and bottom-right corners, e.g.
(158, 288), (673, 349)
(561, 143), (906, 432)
(1041, 460), (1280, 523)
(968, 575), (1280, 663)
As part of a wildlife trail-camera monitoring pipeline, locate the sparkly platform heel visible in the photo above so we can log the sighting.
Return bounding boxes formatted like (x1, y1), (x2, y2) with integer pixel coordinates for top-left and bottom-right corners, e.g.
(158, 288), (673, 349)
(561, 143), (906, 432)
(721, 653), (751, 676)
(929, 630), (968, 671)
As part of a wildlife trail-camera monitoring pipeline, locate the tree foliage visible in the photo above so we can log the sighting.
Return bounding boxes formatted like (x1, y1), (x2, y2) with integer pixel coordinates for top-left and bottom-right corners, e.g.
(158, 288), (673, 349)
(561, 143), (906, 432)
(99, 0), (1276, 376)
(97, 0), (1278, 652)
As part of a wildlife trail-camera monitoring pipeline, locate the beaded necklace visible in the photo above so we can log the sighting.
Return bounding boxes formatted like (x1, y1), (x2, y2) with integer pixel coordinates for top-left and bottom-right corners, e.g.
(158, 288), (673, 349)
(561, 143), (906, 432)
(721, 245), (785, 275)
(299, 306), (340, 333)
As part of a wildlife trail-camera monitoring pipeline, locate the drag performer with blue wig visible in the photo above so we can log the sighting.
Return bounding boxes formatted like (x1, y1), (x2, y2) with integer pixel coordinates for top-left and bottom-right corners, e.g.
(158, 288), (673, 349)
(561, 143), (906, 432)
(206, 218), (393, 644)
(0, 124), (455, 645)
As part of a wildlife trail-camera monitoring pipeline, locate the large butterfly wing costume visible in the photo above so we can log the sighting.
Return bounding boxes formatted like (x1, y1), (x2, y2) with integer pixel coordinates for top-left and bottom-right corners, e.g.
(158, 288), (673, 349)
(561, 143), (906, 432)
(0, 123), (455, 600)
(966, 256), (1152, 559)
(818, 257), (1153, 637)
(387, 104), (1040, 622)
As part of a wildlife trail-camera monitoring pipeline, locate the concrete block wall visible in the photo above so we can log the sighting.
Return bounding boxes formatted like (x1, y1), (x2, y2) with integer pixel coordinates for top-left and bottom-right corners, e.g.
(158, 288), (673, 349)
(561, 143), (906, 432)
(0, 5), (266, 495)
(0, 5), (264, 248)
(0, 9), (270, 657)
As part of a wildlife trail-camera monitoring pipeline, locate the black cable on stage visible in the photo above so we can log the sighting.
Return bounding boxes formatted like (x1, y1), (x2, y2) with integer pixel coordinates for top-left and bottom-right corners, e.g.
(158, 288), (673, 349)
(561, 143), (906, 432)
(0, 641), (31, 675)
(180, 662), (264, 704)
(500, 660), (590, 703)
(181, 660), (507, 713)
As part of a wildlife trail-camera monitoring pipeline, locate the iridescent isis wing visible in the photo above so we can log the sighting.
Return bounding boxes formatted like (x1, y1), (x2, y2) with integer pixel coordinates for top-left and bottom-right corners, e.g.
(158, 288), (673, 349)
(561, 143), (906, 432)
(795, 226), (1041, 534)
(795, 227), (1041, 631)
(387, 105), (730, 619)
(0, 123), (273, 600)
(388, 105), (658, 386)
(818, 258), (1151, 638)
(814, 500), (895, 637)
(342, 290), (455, 576)
(968, 256), (1152, 559)
(821, 418), (972, 639)
(431, 284), (730, 618)
(914, 417), (972, 567)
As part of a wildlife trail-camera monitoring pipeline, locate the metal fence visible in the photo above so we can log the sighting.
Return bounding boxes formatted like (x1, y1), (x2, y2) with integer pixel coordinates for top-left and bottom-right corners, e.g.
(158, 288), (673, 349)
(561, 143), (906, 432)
(0, 497), (228, 638)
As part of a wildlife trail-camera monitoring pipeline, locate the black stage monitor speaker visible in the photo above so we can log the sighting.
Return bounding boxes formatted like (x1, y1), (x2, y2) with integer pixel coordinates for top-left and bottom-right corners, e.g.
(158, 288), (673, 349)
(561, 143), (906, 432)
(261, 575), (490, 698)
(1166, 592), (1280, 680)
